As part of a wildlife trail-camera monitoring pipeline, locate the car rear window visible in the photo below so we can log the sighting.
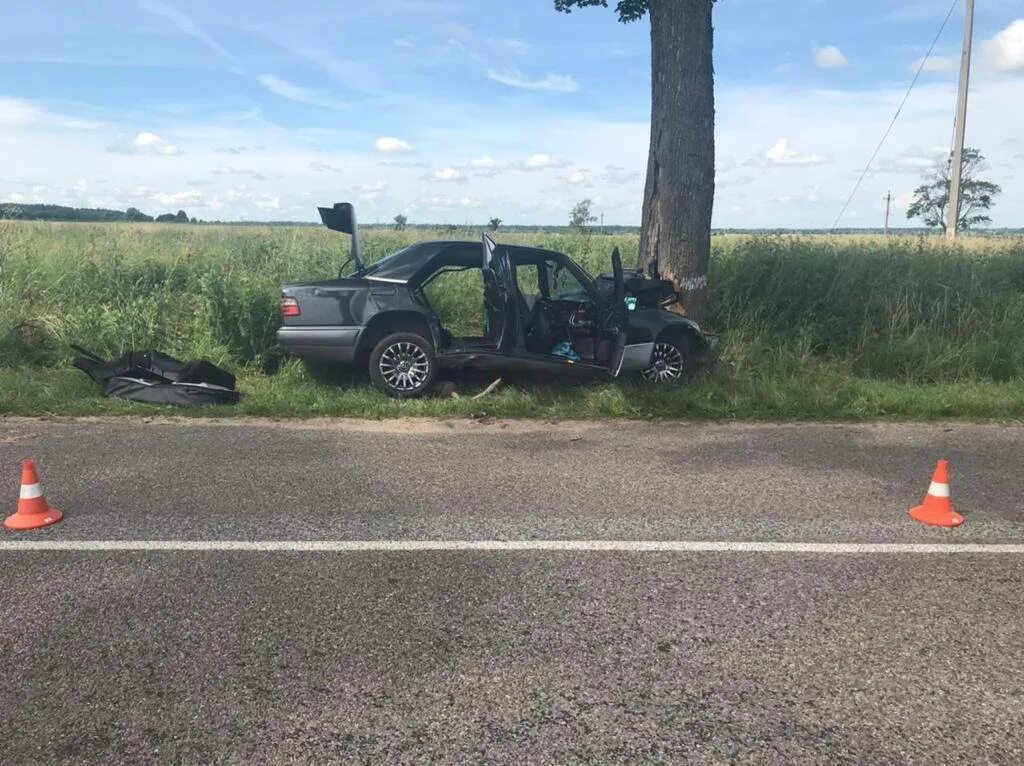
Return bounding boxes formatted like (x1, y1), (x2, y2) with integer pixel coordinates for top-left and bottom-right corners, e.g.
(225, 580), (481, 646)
(363, 246), (419, 280)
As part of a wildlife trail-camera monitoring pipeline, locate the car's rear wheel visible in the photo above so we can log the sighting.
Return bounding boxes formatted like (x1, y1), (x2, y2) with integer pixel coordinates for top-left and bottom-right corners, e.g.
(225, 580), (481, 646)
(368, 332), (437, 398)
(640, 336), (691, 384)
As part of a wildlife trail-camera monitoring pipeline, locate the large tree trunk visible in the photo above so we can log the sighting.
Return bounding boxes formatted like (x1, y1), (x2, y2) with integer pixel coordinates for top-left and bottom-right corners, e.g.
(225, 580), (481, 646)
(638, 0), (715, 326)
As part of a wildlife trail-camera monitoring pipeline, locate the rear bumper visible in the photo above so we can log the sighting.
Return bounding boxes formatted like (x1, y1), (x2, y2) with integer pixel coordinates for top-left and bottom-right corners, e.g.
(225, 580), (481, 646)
(277, 326), (363, 362)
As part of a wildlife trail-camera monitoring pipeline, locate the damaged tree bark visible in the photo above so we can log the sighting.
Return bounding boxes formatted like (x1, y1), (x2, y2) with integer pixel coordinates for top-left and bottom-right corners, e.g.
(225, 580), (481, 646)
(638, 0), (716, 326)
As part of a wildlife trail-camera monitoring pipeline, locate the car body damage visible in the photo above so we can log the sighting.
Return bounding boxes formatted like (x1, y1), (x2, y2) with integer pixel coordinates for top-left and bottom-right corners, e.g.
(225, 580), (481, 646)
(278, 203), (712, 397)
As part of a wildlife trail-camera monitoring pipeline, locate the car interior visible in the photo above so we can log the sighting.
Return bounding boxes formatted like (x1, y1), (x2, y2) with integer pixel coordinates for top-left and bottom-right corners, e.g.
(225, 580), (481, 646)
(415, 244), (618, 365)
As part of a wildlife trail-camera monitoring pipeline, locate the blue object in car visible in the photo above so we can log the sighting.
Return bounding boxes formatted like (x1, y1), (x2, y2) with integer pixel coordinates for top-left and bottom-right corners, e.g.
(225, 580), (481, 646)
(551, 341), (581, 361)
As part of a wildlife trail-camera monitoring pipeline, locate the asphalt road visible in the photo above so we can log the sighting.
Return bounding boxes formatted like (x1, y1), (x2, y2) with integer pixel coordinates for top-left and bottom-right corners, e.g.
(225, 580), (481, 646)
(1, 416), (1022, 763)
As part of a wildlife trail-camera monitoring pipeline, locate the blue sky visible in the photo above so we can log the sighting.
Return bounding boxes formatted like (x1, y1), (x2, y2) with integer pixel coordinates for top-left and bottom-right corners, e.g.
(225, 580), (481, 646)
(2, 0), (1024, 226)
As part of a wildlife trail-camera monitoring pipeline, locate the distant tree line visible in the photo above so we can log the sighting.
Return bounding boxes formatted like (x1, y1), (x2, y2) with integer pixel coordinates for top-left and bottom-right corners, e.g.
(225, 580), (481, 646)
(0, 204), (196, 223)
(1, 202), (1019, 236)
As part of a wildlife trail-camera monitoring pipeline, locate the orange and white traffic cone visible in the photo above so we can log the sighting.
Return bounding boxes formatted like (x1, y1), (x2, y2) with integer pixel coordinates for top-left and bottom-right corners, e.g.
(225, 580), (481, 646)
(4, 460), (63, 531)
(909, 459), (964, 528)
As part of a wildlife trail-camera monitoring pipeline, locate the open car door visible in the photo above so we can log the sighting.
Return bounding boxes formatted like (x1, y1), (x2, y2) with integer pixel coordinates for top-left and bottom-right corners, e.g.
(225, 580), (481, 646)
(607, 247), (655, 376)
(482, 234), (517, 351)
(318, 202), (364, 277)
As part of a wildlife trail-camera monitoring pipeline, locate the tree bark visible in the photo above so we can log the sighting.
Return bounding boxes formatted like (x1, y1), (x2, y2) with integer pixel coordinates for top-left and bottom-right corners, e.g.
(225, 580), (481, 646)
(638, 0), (715, 326)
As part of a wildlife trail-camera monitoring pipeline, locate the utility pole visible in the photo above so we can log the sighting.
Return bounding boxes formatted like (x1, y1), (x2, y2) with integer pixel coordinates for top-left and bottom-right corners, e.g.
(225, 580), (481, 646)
(884, 191), (892, 236)
(946, 0), (975, 240)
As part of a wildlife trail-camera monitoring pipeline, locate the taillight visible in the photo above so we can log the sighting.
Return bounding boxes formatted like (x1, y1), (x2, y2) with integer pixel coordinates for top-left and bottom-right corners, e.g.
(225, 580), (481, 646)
(280, 297), (301, 317)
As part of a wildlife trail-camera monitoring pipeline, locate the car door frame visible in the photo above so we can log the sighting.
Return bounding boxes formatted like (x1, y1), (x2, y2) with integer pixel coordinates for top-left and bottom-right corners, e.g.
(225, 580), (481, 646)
(606, 247), (655, 376)
(481, 234), (517, 352)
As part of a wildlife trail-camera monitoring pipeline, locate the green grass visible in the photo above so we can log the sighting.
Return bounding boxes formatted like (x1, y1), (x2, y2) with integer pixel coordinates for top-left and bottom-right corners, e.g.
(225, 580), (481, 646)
(4, 361), (1024, 420)
(2, 220), (1024, 420)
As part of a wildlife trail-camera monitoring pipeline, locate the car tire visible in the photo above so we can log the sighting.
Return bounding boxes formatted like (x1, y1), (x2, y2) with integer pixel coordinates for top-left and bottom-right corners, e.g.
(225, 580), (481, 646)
(368, 332), (437, 398)
(640, 334), (692, 384)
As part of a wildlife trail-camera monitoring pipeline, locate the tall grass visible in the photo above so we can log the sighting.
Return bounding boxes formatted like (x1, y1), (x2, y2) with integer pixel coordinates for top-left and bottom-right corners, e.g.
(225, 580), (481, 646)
(0, 222), (637, 369)
(1, 221), (1023, 418)
(710, 235), (1024, 382)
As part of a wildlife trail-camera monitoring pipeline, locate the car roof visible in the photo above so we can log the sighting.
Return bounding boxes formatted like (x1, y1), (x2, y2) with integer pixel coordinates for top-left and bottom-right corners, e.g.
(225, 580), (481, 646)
(364, 239), (567, 282)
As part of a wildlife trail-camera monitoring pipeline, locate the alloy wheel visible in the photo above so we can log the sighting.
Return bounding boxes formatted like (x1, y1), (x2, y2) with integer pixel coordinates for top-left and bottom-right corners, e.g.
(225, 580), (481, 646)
(641, 342), (685, 383)
(379, 341), (430, 391)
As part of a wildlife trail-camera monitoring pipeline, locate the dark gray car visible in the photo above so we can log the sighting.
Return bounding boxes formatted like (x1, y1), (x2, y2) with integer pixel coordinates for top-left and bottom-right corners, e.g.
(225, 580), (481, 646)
(278, 203), (711, 397)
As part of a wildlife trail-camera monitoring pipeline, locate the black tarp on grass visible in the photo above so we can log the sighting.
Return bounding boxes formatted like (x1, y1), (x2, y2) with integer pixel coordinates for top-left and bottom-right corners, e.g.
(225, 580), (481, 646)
(72, 346), (240, 406)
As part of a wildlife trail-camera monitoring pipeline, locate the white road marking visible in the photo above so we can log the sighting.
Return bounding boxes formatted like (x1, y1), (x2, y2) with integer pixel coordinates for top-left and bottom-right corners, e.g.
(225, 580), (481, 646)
(0, 540), (1023, 553)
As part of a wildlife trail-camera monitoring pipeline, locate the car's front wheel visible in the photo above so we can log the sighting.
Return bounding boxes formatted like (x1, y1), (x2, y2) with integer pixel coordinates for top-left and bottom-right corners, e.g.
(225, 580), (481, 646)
(368, 332), (437, 398)
(640, 336), (691, 384)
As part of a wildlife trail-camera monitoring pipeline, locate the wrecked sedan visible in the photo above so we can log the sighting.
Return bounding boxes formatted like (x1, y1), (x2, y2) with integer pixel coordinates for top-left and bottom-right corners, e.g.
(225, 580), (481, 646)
(278, 203), (712, 398)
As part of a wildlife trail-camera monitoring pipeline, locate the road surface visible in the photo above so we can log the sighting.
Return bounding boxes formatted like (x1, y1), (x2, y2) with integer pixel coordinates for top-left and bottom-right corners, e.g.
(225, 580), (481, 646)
(1, 417), (1022, 763)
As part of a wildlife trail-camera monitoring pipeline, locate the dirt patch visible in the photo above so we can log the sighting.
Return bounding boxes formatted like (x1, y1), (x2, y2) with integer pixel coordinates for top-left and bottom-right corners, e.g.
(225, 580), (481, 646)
(0, 414), (616, 436)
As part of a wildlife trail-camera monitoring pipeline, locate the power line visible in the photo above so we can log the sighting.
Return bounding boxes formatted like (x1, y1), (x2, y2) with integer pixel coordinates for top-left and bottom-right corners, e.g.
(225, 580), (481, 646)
(830, 0), (961, 233)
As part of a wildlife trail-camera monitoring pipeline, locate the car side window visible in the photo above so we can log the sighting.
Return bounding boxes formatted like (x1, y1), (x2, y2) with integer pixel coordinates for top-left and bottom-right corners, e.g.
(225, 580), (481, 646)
(516, 263), (541, 298)
(421, 265), (487, 337)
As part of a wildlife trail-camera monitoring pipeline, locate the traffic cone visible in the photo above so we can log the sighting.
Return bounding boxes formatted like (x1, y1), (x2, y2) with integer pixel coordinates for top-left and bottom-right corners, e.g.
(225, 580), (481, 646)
(4, 460), (63, 531)
(909, 459), (964, 528)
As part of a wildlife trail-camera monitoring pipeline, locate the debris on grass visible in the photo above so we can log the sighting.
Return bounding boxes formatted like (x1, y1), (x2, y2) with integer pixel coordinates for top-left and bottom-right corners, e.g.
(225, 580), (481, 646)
(472, 378), (503, 400)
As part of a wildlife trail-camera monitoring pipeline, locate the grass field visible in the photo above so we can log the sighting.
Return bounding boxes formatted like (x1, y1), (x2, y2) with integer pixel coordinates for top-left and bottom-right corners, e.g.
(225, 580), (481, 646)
(2, 220), (1024, 420)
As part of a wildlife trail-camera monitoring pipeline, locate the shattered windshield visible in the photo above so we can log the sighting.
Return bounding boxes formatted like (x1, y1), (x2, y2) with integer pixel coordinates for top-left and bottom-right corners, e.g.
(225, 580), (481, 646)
(549, 262), (591, 302)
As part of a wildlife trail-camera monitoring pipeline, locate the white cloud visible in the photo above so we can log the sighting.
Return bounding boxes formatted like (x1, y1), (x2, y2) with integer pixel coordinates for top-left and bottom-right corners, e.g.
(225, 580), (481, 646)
(393, 38), (414, 49)
(258, 74), (346, 111)
(152, 189), (203, 206)
(982, 19), (1024, 72)
(763, 138), (829, 167)
(138, 0), (231, 60)
(374, 136), (413, 153)
(130, 131), (181, 156)
(464, 154), (506, 178)
(3, 192), (28, 203)
(433, 166), (461, 181)
(911, 55), (957, 74)
(568, 170), (586, 184)
(486, 69), (579, 92)
(525, 153), (553, 169)
(814, 45), (849, 69)
(0, 97), (42, 126)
